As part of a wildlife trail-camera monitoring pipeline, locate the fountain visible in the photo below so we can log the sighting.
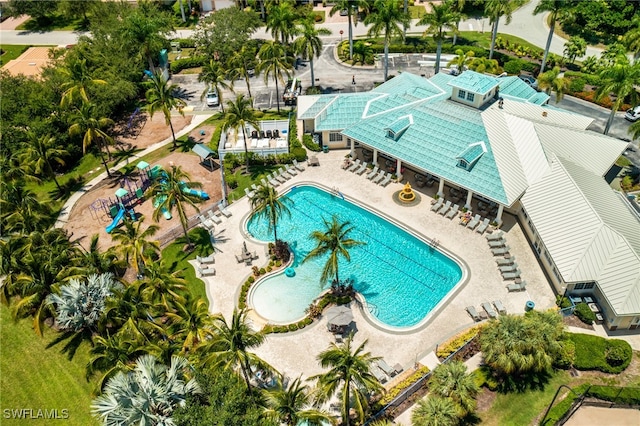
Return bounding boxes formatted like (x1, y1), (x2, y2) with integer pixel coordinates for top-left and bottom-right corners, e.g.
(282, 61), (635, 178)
(398, 182), (416, 203)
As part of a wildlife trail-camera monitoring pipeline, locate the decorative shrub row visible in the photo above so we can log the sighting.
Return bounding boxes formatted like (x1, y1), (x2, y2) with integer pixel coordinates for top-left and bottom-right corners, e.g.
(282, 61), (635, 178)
(569, 333), (632, 373)
(563, 71), (603, 87)
(436, 324), (486, 360)
(170, 55), (207, 73)
(377, 366), (430, 407)
(173, 38), (196, 48)
(302, 134), (322, 152)
(262, 317), (314, 334)
(238, 275), (255, 310)
(573, 302), (596, 325)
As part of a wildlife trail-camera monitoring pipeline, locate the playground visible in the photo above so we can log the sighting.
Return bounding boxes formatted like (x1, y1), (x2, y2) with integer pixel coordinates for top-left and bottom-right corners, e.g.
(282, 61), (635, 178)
(61, 113), (222, 251)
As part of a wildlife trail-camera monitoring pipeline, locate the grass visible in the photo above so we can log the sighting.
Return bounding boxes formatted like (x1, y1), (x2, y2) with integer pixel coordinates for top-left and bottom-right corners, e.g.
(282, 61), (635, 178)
(0, 306), (98, 425)
(226, 165), (280, 204)
(0, 44), (32, 65)
(16, 14), (88, 32)
(313, 10), (325, 23)
(456, 31), (544, 53)
(408, 5), (426, 19)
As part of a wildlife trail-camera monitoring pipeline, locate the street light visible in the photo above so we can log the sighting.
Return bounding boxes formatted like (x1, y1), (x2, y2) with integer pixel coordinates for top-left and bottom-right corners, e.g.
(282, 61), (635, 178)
(339, 30), (343, 42)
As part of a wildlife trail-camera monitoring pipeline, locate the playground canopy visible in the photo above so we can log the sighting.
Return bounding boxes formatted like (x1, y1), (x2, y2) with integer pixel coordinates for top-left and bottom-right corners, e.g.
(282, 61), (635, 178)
(192, 144), (217, 170)
(115, 188), (129, 198)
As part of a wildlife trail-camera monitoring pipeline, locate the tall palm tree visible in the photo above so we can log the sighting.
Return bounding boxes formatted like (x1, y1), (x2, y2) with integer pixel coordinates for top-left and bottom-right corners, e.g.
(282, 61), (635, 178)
(199, 59), (233, 113)
(311, 334), (383, 426)
(418, 1), (461, 74)
(533, 0), (575, 75)
(450, 0), (466, 45)
(265, 0), (299, 45)
(110, 216), (160, 277)
(330, 0), (371, 60)
(624, 16), (640, 59)
(429, 361), (478, 417)
(166, 297), (215, 354)
(76, 234), (124, 276)
(199, 308), (270, 393)
(257, 41), (294, 113)
(262, 376), (335, 426)
(250, 184), (292, 243)
(537, 66), (569, 103)
(303, 215), (365, 286)
(227, 45), (258, 100)
(411, 395), (459, 426)
(149, 164), (204, 248)
(596, 58), (640, 134)
(485, 0), (525, 59)
(67, 102), (114, 176)
(222, 95), (260, 173)
(91, 355), (201, 424)
(17, 132), (67, 194)
(365, 0), (411, 81)
(293, 17), (331, 88)
(137, 260), (187, 308)
(143, 70), (187, 149)
(447, 49), (475, 74)
(58, 57), (107, 108)
(86, 333), (148, 392)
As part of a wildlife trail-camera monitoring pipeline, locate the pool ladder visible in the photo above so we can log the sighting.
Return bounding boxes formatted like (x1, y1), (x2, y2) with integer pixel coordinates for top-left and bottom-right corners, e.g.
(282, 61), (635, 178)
(429, 238), (439, 248)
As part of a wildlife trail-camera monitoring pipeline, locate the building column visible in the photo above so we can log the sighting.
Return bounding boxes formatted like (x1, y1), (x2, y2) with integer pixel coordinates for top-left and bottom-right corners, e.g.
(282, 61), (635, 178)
(495, 204), (504, 225)
(396, 159), (403, 181)
(373, 149), (378, 165)
(437, 179), (445, 197)
(350, 139), (355, 157)
(464, 191), (474, 210)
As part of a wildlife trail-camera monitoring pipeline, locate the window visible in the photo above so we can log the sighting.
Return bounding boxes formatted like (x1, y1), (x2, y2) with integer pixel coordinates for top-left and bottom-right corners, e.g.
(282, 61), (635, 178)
(544, 251), (552, 264)
(575, 282), (595, 290)
(387, 130), (394, 139)
(466, 92), (475, 102)
(552, 268), (561, 281)
(329, 132), (343, 142)
(458, 89), (466, 99)
(457, 159), (469, 169)
(522, 209), (528, 220)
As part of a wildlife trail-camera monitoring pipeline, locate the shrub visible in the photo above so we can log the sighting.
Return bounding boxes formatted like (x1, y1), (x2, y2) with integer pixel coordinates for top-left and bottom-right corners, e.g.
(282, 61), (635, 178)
(247, 276), (255, 284)
(259, 268), (266, 275)
(556, 295), (572, 309)
(266, 266), (272, 272)
(570, 333), (632, 373)
(555, 339), (575, 369)
(503, 59), (523, 75)
(569, 77), (586, 92)
(574, 302), (595, 325)
(605, 345), (627, 367)
(302, 134), (322, 152)
(473, 366), (499, 391)
(436, 324), (486, 359)
(170, 55), (207, 73)
(377, 366), (430, 406)
(174, 38), (196, 48)
(288, 323), (299, 332)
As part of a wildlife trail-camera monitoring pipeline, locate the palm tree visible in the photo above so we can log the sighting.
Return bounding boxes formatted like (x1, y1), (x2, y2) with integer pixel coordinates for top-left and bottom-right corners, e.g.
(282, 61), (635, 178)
(227, 45), (258, 100)
(537, 66), (569, 103)
(91, 355), (201, 424)
(265, 0), (299, 45)
(563, 35), (587, 65)
(167, 297), (215, 354)
(137, 260), (187, 308)
(257, 40), (294, 113)
(629, 120), (640, 141)
(58, 57), (107, 108)
(17, 132), (67, 194)
(418, 1), (461, 74)
(624, 16), (640, 59)
(596, 58), (640, 134)
(293, 17), (331, 88)
(250, 184), (292, 243)
(110, 216), (160, 277)
(0, 182), (50, 235)
(449, 0), (466, 45)
(447, 49), (475, 74)
(143, 70), (187, 149)
(468, 57), (501, 74)
(67, 102), (114, 176)
(365, 0), (410, 81)
(149, 164), (204, 248)
(352, 40), (374, 66)
(330, 0), (371, 60)
(411, 395), (459, 426)
(86, 333), (148, 392)
(303, 215), (365, 286)
(199, 308), (270, 393)
(262, 376), (335, 426)
(222, 95), (260, 173)
(533, 0), (576, 75)
(311, 334), (383, 426)
(429, 361), (478, 417)
(485, 0), (525, 59)
(199, 59), (233, 113)
(76, 234), (124, 276)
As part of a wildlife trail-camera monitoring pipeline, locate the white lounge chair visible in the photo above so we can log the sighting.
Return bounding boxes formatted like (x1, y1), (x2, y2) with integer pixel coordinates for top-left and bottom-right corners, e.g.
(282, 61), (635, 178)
(355, 162), (368, 175)
(379, 173), (392, 187)
(293, 159), (305, 171)
(218, 204), (232, 217)
(491, 245), (510, 256)
(372, 171), (386, 184)
(430, 198), (445, 212)
(197, 266), (216, 277)
(437, 200), (452, 215)
(507, 281), (527, 292)
(445, 204), (459, 219)
(261, 178), (270, 188)
(274, 171), (287, 184)
(197, 215), (215, 230)
(197, 254), (215, 265)
(475, 218), (490, 234)
(502, 269), (521, 280)
(268, 173), (280, 187)
(466, 306), (481, 322)
(499, 262), (518, 273)
(245, 187), (256, 199)
(488, 239), (506, 248)
(366, 166), (379, 180)
(466, 214), (481, 229)
(481, 302), (498, 319)
(285, 164), (297, 176)
(207, 210), (222, 224)
(371, 365), (387, 383)
(493, 300), (507, 315)
(486, 230), (504, 241)
(496, 256), (515, 266)
(347, 159), (361, 172)
(377, 360), (395, 376)
(251, 183), (261, 191)
(278, 168), (290, 181)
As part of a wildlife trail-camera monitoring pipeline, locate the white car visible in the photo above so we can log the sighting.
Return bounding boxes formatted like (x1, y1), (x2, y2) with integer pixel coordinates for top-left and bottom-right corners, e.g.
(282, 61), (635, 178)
(205, 90), (219, 107)
(625, 105), (640, 122)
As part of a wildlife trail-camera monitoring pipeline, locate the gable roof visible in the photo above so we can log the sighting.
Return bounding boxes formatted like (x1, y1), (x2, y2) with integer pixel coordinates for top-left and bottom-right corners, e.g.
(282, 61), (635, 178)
(192, 144), (216, 160)
(448, 71), (499, 95)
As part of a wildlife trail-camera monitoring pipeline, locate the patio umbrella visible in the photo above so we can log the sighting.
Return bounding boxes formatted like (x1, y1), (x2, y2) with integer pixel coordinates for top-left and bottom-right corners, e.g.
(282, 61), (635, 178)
(326, 305), (353, 327)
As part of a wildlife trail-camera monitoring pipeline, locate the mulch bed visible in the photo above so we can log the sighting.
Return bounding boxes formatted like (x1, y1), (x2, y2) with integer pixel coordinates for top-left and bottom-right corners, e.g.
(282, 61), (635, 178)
(563, 314), (594, 330)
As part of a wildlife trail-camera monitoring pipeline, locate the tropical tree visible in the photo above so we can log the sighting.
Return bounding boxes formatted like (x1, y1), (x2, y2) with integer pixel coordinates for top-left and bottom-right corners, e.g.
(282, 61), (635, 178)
(533, 0), (576, 75)
(303, 215), (365, 286)
(629, 120), (640, 141)
(265, 0), (299, 45)
(110, 216), (160, 277)
(257, 40), (294, 113)
(221, 95), (260, 172)
(449, 0), (466, 45)
(485, 0), (526, 59)
(418, 1), (461, 74)
(0, 182), (50, 235)
(91, 355), (201, 424)
(447, 49), (475, 74)
(67, 102), (115, 176)
(58, 57), (107, 108)
(17, 132), (67, 194)
(365, 0), (410, 81)
(411, 395), (459, 426)
(468, 57), (501, 74)
(537, 66), (569, 103)
(429, 361), (478, 417)
(149, 164), (204, 248)
(199, 59), (233, 113)
(293, 17), (331, 88)
(250, 184), (292, 244)
(263, 376), (335, 426)
(352, 40), (374, 66)
(76, 234), (123, 276)
(595, 58), (640, 134)
(227, 45), (258, 100)
(167, 297), (215, 354)
(624, 16), (640, 59)
(86, 332), (148, 392)
(329, 0), (371, 60)
(563, 35), (587, 65)
(136, 260), (187, 308)
(143, 70), (187, 149)
(311, 334), (383, 426)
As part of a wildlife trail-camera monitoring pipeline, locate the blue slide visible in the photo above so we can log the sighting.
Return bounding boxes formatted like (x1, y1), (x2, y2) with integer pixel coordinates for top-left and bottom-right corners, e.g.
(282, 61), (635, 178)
(180, 182), (209, 200)
(106, 206), (126, 233)
(153, 195), (172, 220)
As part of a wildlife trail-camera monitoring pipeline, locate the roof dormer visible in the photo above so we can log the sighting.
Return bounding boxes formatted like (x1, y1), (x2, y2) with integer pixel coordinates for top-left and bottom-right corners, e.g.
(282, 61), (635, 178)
(447, 71), (500, 109)
(456, 142), (487, 171)
(384, 115), (413, 140)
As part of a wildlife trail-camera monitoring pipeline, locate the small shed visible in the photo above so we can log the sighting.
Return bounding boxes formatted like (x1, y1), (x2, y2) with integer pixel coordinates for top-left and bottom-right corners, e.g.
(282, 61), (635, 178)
(192, 144), (217, 170)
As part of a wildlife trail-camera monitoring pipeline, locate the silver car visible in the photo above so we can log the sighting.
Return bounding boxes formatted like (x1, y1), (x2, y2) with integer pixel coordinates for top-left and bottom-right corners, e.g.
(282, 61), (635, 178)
(206, 90), (219, 107)
(625, 105), (640, 122)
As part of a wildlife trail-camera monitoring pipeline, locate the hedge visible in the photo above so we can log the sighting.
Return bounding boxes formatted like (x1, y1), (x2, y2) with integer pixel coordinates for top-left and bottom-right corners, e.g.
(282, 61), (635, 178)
(569, 333), (632, 373)
(436, 324), (486, 360)
(170, 55), (207, 73)
(173, 38), (196, 48)
(574, 302), (595, 325)
(376, 366), (430, 407)
(563, 71), (603, 86)
(302, 134), (322, 152)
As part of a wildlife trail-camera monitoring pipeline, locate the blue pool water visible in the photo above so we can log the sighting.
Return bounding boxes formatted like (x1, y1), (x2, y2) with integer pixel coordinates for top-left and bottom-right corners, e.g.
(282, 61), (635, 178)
(246, 185), (463, 328)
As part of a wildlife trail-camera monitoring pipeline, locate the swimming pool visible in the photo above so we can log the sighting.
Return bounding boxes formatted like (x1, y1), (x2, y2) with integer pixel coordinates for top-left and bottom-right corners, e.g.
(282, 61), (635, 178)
(246, 185), (464, 329)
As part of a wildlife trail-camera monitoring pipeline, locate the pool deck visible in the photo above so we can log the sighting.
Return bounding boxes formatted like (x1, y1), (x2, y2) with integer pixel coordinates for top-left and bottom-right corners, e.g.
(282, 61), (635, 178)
(197, 149), (556, 383)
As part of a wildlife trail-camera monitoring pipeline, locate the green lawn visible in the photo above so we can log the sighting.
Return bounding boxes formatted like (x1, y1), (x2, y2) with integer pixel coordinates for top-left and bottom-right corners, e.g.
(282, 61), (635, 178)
(0, 44), (31, 65)
(0, 306), (98, 425)
(16, 14), (88, 32)
(226, 165), (281, 204)
(456, 31), (544, 53)
(408, 5), (426, 19)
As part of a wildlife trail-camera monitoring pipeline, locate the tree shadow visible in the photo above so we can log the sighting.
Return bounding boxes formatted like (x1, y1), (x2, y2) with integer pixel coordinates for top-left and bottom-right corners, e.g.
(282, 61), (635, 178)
(49, 176), (86, 200)
(497, 369), (553, 393)
(111, 145), (145, 168)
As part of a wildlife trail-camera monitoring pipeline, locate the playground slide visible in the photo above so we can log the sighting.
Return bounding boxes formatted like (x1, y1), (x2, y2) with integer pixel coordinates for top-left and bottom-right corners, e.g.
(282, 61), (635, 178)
(105, 207), (126, 233)
(153, 195), (172, 220)
(181, 184), (209, 200)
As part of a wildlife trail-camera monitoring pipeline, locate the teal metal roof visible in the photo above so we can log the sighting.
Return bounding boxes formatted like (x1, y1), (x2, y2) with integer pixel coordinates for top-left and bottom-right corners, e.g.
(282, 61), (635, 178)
(448, 71), (499, 95)
(372, 72), (436, 95)
(456, 143), (485, 168)
(385, 115), (412, 136)
(315, 93), (379, 131)
(529, 91), (550, 105)
(498, 76), (549, 105)
(299, 96), (336, 119)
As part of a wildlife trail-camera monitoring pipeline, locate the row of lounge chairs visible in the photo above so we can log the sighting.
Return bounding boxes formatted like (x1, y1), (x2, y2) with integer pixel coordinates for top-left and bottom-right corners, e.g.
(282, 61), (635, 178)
(486, 231), (527, 290)
(430, 199), (491, 234)
(345, 159), (393, 187)
(370, 359), (403, 384)
(253, 161), (306, 193)
(466, 300), (507, 321)
(197, 203), (232, 233)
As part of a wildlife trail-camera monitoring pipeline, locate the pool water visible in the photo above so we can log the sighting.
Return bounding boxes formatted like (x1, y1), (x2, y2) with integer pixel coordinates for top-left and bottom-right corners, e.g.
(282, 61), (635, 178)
(246, 185), (463, 328)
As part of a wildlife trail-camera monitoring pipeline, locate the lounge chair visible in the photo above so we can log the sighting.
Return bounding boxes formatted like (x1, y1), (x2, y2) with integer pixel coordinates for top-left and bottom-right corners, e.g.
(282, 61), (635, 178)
(445, 204), (460, 219)
(481, 302), (498, 319)
(268, 173), (280, 187)
(377, 360), (395, 376)
(488, 239), (506, 248)
(466, 214), (481, 229)
(251, 183), (261, 191)
(502, 269), (521, 280)
(277, 168), (290, 181)
(197, 254), (215, 265)
(366, 166), (379, 180)
(347, 159), (361, 172)
(293, 159), (305, 171)
(379, 173), (392, 187)
(466, 305), (481, 322)
(207, 210), (222, 224)
(493, 300), (507, 315)
(475, 218), (490, 234)
(486, 230), (504, 241)
(437, 200), (452, 215)
(430, 198), (445, 212)
(491, 245), (510, 256)
(499, 262), (518, 273)
(235, 254), (245, 263)
(197, 266), (216, 277)
(496, 256), (515, 266)
(355, 162), (368, 175)
(261, 178), (270, 188)
(371, 365), (387, 383)
(285, 164), (297, 176)
(219, 205), (232, 218)
(198, 215), (215, 230)
(507, 281), (527, 292)
(245, 187), (256, 199)
(372, 171), (386, 184)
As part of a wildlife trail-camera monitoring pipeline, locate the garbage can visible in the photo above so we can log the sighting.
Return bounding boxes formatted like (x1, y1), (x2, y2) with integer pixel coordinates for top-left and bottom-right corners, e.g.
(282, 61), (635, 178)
(525, 300), (535, 312)
(322, 145), (329, 153)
